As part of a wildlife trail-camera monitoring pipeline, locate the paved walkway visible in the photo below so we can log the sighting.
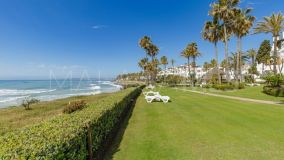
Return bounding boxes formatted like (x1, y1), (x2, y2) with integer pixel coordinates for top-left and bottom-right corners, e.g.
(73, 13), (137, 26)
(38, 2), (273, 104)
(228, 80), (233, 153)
(175, 88), (284, 106)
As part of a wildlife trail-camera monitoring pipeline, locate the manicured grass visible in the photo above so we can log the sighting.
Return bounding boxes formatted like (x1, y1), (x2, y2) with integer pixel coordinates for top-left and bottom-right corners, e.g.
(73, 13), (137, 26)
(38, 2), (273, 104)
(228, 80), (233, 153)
(107, 87), (284, 160)
(187, 85), (284, 102)
(0, 93), (111, 135)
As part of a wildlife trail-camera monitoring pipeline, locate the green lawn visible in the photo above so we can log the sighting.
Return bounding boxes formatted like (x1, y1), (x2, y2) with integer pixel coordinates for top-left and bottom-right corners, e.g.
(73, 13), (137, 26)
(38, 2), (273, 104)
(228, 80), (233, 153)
(185, 85), (284, 102)
(0, 93), (111, 135)
(107, 87), (284, 160)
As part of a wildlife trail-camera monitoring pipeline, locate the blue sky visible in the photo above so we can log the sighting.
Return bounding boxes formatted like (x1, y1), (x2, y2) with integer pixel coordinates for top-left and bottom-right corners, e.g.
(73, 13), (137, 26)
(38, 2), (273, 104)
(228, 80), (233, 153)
(0, 0), (283, 79)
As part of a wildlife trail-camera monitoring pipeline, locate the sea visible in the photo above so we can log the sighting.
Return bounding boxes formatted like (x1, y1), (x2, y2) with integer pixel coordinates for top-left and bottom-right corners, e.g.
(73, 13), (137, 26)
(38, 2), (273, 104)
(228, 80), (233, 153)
(0, 80), (122, 108)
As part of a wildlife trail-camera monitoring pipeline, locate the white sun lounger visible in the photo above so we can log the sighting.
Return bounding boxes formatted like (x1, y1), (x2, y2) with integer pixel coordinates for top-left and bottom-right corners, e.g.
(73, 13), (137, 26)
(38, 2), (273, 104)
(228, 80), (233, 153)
(143, 91), (160, 96)
(145, 95), (170, 103)
(146, 85), (155, 89)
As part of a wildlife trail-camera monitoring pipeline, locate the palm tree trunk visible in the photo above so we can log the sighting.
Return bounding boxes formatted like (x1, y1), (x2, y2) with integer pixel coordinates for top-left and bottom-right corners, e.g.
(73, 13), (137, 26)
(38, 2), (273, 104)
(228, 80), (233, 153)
(273, 36), (278, 74)
(239, 37), (243, 83)
(193, 57), (196, 87)
(224, 25), (231, 83)
(236, 37), (240, 83)
(187, 57), (190, 83)
(214, 43), (221, 84)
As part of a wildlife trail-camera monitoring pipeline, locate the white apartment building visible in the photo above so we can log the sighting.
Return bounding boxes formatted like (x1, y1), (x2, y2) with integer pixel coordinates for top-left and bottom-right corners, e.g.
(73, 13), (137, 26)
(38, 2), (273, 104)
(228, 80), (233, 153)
(256, 31), (284, 75)
(160, 32), (284, 81)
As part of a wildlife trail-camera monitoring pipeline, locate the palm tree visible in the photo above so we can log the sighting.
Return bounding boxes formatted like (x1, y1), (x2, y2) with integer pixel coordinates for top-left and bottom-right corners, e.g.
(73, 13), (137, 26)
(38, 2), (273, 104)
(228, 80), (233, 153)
(247, 49), (257, 66)
(188, 42), (201, 80)
(232, 8), (255, 83)
(254, 13), (284, 74)
(139, 36), (151, 57)
(210, 59), (217, 68)
(229, 52), (249, 80)
(209, 0), (240, 82)
(202, 18), (222, 84)
(181, 45), (192, 81)
(138, 57), (148, 71)
(171, 59), (175, 67)
(160, 56), (168, 70)
(203, 62), (211, 72)
(139, 36), (160, 84)
(147, 44), (159, 61)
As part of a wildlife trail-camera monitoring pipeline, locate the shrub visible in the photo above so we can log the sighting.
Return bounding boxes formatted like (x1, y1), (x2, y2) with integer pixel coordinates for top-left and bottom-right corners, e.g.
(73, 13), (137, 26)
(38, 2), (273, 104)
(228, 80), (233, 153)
(22, 98), (40, 110)
(212, 84), (234, 90)
(212, 82), (245, 90)
(0, 86), (143, 159)
(63, 100), (87, 114)
(233, 82), (245, 89)
(244, 74), (255, 83)
(262, 73), (284, 87)
(202, 84), (211, 88)
(164, 75), (184, 86)
(263, 86), (284, 97)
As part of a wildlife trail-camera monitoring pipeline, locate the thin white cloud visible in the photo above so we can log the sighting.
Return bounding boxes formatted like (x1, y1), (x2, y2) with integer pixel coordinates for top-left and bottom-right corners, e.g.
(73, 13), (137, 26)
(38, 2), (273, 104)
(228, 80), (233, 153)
(92, 25), (108, 29)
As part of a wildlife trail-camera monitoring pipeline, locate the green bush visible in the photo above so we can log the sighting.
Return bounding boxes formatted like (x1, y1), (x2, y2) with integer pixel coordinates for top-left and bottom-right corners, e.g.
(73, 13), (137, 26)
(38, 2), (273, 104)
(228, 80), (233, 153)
(262, 73), (284, 87)
(164, 75), (184, 86)
(263, 86), (284, 97)
(212, 84), (234, 90)
(63, 100), (87, 114)
(244, 74), (255, 83)
(212, 82), (245, 90)
(202, 84), (211, 88)
(0, 86), (143, 159)
(233, 82), (245, 89)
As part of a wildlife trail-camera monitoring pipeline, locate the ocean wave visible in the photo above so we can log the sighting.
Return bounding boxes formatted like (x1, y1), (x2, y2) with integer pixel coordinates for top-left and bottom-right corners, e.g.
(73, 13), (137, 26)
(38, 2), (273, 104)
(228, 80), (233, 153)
(0, 89), (56, 96)
(90, 85), (101, 90)
(66, 91), (102, 96)
(35, 91), (101, 101)
(0, 96), (28, 103)
(100, 81), (122, 89)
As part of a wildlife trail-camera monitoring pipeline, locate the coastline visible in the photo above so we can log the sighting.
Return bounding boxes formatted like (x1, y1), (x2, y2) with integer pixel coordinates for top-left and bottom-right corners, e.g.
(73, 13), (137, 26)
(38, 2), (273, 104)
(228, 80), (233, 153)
(0, 80), (123, 109)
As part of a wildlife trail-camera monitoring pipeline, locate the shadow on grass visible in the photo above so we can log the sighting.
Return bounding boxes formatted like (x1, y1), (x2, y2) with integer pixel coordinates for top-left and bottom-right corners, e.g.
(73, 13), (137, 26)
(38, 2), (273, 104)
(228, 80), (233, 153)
(103, 99), (137, 160)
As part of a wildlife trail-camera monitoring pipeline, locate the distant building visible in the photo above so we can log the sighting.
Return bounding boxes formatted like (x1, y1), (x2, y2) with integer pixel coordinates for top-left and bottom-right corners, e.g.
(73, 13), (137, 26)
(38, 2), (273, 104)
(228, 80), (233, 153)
(257, 31), (284, 75)
(159, 33), (284, 83)
(158, 64), (207, 79)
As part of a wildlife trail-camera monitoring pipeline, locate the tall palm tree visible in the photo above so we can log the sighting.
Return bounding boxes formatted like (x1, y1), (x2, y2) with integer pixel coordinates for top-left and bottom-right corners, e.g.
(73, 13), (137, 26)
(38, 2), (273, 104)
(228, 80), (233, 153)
(171, 59), (175, 67)
(160, 56), (168, 70)
(138, 57), (148, 71)
(188, 42), (201, 80)
(181, 44), (192, 80)
(203, 62), (211, 72)
(210, 59), (217, 68)
(139, 36), (151, 57)
(232, 8), (255, 82)
(229, 52), (249, 79)
(139, 36), (160, 84)
(254, 13), (284, 74)
(209, 0), (240, 82)
(247, 49), (257, 66)
(147, 44), (159, 61)
(202, 18), (222, 84)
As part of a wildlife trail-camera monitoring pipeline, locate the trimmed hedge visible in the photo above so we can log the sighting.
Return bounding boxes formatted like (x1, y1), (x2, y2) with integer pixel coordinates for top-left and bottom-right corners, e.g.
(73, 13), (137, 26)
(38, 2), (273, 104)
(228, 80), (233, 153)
(263, 86), (284, 97)
(212, 83), (245, 91)
(0, 86), (143, 159)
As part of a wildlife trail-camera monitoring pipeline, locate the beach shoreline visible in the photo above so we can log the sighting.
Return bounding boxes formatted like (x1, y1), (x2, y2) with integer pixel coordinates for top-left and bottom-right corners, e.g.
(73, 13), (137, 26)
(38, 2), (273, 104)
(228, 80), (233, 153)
(0, 80), (123, 108)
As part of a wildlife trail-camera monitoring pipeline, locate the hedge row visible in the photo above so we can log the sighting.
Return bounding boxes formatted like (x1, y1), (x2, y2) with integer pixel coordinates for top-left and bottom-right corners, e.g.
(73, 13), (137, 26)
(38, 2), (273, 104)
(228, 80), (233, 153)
(0, 86), (143, 159)
(212, 83), (245, 90)
(263, 86), (284, 97)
